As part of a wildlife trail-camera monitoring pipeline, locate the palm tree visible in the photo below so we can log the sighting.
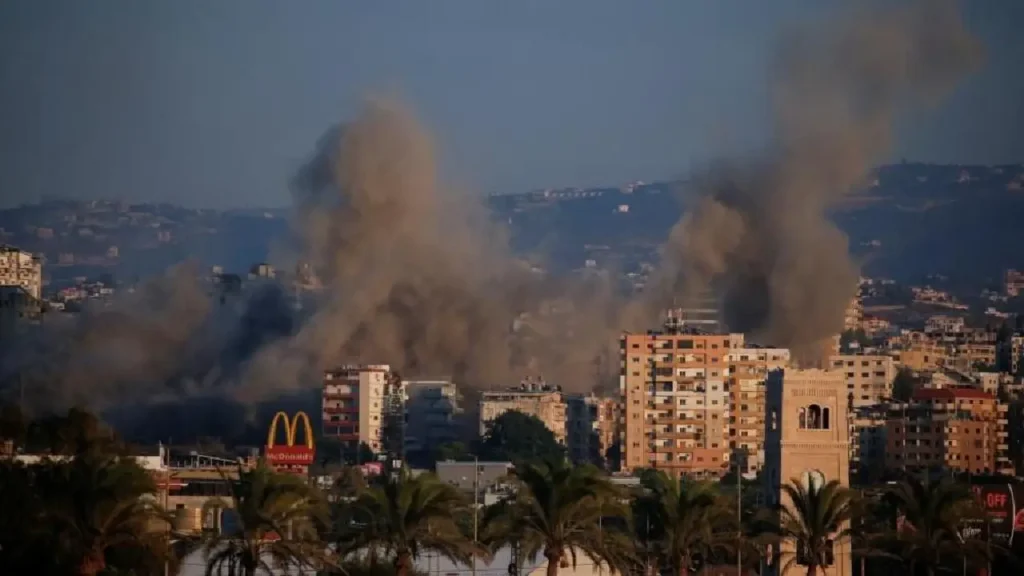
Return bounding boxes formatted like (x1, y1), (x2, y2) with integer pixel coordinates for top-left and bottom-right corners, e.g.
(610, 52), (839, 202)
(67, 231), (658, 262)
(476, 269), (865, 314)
(633, 470), (736, 576)
(35, 452), (169, 576)
(481, 460), (631, 576)
(334, 467), (487, 576)
(883, 476), (986, 576)
(768, 478), (857, 576)
(202, 461), (330, 576)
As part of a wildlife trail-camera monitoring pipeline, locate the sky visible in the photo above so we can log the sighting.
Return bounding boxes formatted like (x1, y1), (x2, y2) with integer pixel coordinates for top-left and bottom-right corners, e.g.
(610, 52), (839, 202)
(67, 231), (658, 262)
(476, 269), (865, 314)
(0, 0), (1022, 209)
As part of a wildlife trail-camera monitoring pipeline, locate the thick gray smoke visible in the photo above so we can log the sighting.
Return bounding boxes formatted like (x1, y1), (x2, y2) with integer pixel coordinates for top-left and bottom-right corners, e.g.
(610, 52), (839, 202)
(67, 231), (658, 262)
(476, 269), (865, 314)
(237, 100), (629, 401)
(652, 0), (981, 363)
(0, 0), (982, 427)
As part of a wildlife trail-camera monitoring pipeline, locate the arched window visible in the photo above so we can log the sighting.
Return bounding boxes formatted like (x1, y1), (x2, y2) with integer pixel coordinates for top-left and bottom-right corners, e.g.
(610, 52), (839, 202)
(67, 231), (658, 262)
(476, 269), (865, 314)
(798, 407), (807, 429)
(822, 407), (831, 430)
(808, 405), (822, 429)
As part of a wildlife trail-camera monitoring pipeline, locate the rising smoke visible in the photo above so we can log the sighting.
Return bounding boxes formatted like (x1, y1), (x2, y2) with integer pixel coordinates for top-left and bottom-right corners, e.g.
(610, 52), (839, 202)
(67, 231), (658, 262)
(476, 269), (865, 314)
(652, 0), (981, 363)
(0, 0), (982, 432)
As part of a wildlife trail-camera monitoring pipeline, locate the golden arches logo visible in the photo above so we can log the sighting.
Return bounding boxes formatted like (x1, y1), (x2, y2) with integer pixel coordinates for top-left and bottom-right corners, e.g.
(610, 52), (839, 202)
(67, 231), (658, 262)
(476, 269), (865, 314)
(266, 411), (315, 450)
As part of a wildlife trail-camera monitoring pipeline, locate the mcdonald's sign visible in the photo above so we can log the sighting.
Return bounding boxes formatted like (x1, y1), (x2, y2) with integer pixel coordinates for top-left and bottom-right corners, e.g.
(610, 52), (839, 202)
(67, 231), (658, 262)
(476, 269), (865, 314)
(265, 411), (315, 467)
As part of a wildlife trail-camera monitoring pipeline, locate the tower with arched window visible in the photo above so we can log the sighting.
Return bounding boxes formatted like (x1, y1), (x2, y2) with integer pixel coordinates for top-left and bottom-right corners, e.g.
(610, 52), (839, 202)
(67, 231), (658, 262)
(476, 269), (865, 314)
(763, 368), (851, 576)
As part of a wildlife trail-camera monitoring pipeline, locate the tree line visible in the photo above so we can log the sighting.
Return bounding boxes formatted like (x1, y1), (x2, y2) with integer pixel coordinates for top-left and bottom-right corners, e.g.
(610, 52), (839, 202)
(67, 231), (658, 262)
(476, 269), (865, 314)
(1, 407), (1022, 576)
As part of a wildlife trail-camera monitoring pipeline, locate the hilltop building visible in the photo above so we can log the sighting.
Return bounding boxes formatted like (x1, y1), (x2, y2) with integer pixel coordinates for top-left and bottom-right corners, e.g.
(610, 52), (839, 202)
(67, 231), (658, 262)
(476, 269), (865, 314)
(0, 245), (42, 300)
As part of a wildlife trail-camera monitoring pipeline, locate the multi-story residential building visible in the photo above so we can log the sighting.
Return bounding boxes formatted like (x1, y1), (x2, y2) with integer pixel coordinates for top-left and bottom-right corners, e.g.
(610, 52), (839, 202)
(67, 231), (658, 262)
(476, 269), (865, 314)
(619, 328), (743, 478)
(924, 315), (966, 334)
(998, 334), (1024, 375)
(844, 296), (863, 332)
(726, 347), (790, 478)
(893, 342), (949, 371)
(566, 393), (618, 467)
(479, 380), (567, 444)
(322, 365), (403, 455)
(849, 405), (888, 483)
(885, 388), (1013, 476)
(829, 354), (895, 408)
(1005, 269), (1024, 297)
(0, 245), (42, 300)
(403, 379), (461, 455)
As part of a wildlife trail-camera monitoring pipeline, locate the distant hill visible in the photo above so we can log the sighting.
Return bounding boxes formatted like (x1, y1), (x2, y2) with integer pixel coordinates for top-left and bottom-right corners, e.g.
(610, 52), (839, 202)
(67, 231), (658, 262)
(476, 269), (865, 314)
(2, 162), (1023, 292)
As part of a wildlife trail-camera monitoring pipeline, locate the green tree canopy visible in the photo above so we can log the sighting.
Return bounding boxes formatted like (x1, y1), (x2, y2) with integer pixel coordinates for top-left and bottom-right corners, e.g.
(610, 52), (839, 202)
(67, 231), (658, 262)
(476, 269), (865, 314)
(477, 411), (564, 465)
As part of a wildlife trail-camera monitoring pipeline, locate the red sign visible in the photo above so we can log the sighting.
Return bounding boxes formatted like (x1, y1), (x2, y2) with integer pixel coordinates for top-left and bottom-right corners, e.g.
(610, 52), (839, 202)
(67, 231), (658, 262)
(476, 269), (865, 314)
(265, 411), (315, 469)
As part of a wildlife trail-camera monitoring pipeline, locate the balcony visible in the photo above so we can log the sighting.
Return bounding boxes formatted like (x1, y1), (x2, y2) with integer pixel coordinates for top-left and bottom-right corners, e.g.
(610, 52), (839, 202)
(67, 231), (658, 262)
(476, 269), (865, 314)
(323, 405), (359, 414)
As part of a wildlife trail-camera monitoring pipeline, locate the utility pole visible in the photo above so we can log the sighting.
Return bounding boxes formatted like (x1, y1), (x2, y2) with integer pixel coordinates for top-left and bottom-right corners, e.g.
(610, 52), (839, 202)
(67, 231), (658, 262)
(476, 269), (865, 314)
(737, 466), (742, 576)
(473, 455), (480, 576)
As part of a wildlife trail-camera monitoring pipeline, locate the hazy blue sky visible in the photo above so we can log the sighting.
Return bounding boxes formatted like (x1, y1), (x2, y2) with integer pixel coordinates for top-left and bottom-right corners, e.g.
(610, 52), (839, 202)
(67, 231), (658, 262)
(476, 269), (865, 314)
(1, 1), (1021, 208)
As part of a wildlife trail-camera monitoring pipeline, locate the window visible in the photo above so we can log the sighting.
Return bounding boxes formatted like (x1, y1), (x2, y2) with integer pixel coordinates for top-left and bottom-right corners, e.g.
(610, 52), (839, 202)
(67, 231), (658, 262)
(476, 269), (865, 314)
(801, 404), (830, 430)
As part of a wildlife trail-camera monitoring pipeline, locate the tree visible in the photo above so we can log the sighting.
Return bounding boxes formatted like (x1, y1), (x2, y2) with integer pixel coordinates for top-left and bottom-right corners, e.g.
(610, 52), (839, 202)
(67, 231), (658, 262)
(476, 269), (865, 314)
(202, 462), (330, 576)
(334, 465), (368, 500)
(769, 478), (857, 576)
(882, 476), (987, 576)
(891, 368), (918, 403)
(333, 468), (487, 576)
(632, 471), (735, 576)
(434, 441), (471, 463)
(481, 460), (630, 576)
(478, 411), (564, 465)
(0, 452), (169, 576)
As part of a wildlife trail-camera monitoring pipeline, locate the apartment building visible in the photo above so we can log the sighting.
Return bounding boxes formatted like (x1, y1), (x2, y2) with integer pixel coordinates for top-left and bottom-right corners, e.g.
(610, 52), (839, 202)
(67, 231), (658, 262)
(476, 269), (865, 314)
(829, 354), (895, 408)
(849, 405), (888, 483)
(619, 329), (744, 478)
(403, 379), (461, 455)
(479, 380), (567, 444)
(726, 347), (790, 478)
(566, 393), (618, 467)
(885, 388), (1013, 476)
(0, 245), (42, 300)
(844, 296), (863, 331)
(322, 365), (403, 454)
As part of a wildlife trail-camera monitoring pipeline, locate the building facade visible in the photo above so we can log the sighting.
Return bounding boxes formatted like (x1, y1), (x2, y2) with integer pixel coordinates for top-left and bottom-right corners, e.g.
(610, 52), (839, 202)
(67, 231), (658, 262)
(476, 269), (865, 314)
(403, 379), (461, 455)
(885, 388), (1013, 476)
(828, 354), (895, 409)
(0, 245), (42, 300)
(322, 365), (403, 454)
(479, 381), (567, 445)
(619, 329), (745, 477)
(763, 368), (852, 576)
(726, 347), (790, 478)
(566, 393), (618, 467)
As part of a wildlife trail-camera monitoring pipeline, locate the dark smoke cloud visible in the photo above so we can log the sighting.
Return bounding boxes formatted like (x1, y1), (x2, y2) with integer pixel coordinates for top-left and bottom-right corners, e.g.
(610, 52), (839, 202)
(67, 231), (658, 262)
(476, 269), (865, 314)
(0, 0), (982, 434)
(651, 0), (981, 363)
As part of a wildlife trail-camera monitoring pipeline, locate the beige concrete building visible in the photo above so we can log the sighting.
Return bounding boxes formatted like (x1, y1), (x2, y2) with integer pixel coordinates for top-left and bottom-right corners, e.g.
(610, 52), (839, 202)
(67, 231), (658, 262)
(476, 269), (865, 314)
(726, 347), (790, 478)
(828, 354), (895, 408)
(479, 381), (567, 445)
(763, 368), (851, 576)
(323, 364), (400, 453)
(885, 388), (1013, 476)
(566, 393), (618, 467)
(619, 330), (743, 477)
(0, 245), (42, 300)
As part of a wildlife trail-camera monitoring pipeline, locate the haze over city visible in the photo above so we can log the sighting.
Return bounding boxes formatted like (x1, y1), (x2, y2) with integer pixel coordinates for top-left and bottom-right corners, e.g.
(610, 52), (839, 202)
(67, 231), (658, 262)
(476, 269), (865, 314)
(3, 2), (1024, 576)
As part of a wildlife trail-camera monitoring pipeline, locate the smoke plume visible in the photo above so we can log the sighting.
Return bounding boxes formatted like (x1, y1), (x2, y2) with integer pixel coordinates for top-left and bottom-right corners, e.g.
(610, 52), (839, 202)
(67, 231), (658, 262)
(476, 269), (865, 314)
(651, 0), (981, 362)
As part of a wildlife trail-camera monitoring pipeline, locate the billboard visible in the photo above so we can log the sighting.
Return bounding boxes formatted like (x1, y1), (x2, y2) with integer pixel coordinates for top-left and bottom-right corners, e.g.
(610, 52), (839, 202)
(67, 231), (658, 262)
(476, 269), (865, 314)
(970, 483), (1024, 549)
(265, 411), (315, 468)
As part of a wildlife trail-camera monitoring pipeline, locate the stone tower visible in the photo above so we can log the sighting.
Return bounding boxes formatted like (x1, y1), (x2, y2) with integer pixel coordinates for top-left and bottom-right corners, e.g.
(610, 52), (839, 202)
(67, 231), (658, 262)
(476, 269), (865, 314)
(763, 368), (852, 576)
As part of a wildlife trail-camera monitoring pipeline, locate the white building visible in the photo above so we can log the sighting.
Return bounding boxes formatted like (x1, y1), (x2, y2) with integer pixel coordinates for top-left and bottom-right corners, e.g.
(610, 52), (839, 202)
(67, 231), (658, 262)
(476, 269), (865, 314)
(323, 365), (401, 454)
(0, 245), (42, 300)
